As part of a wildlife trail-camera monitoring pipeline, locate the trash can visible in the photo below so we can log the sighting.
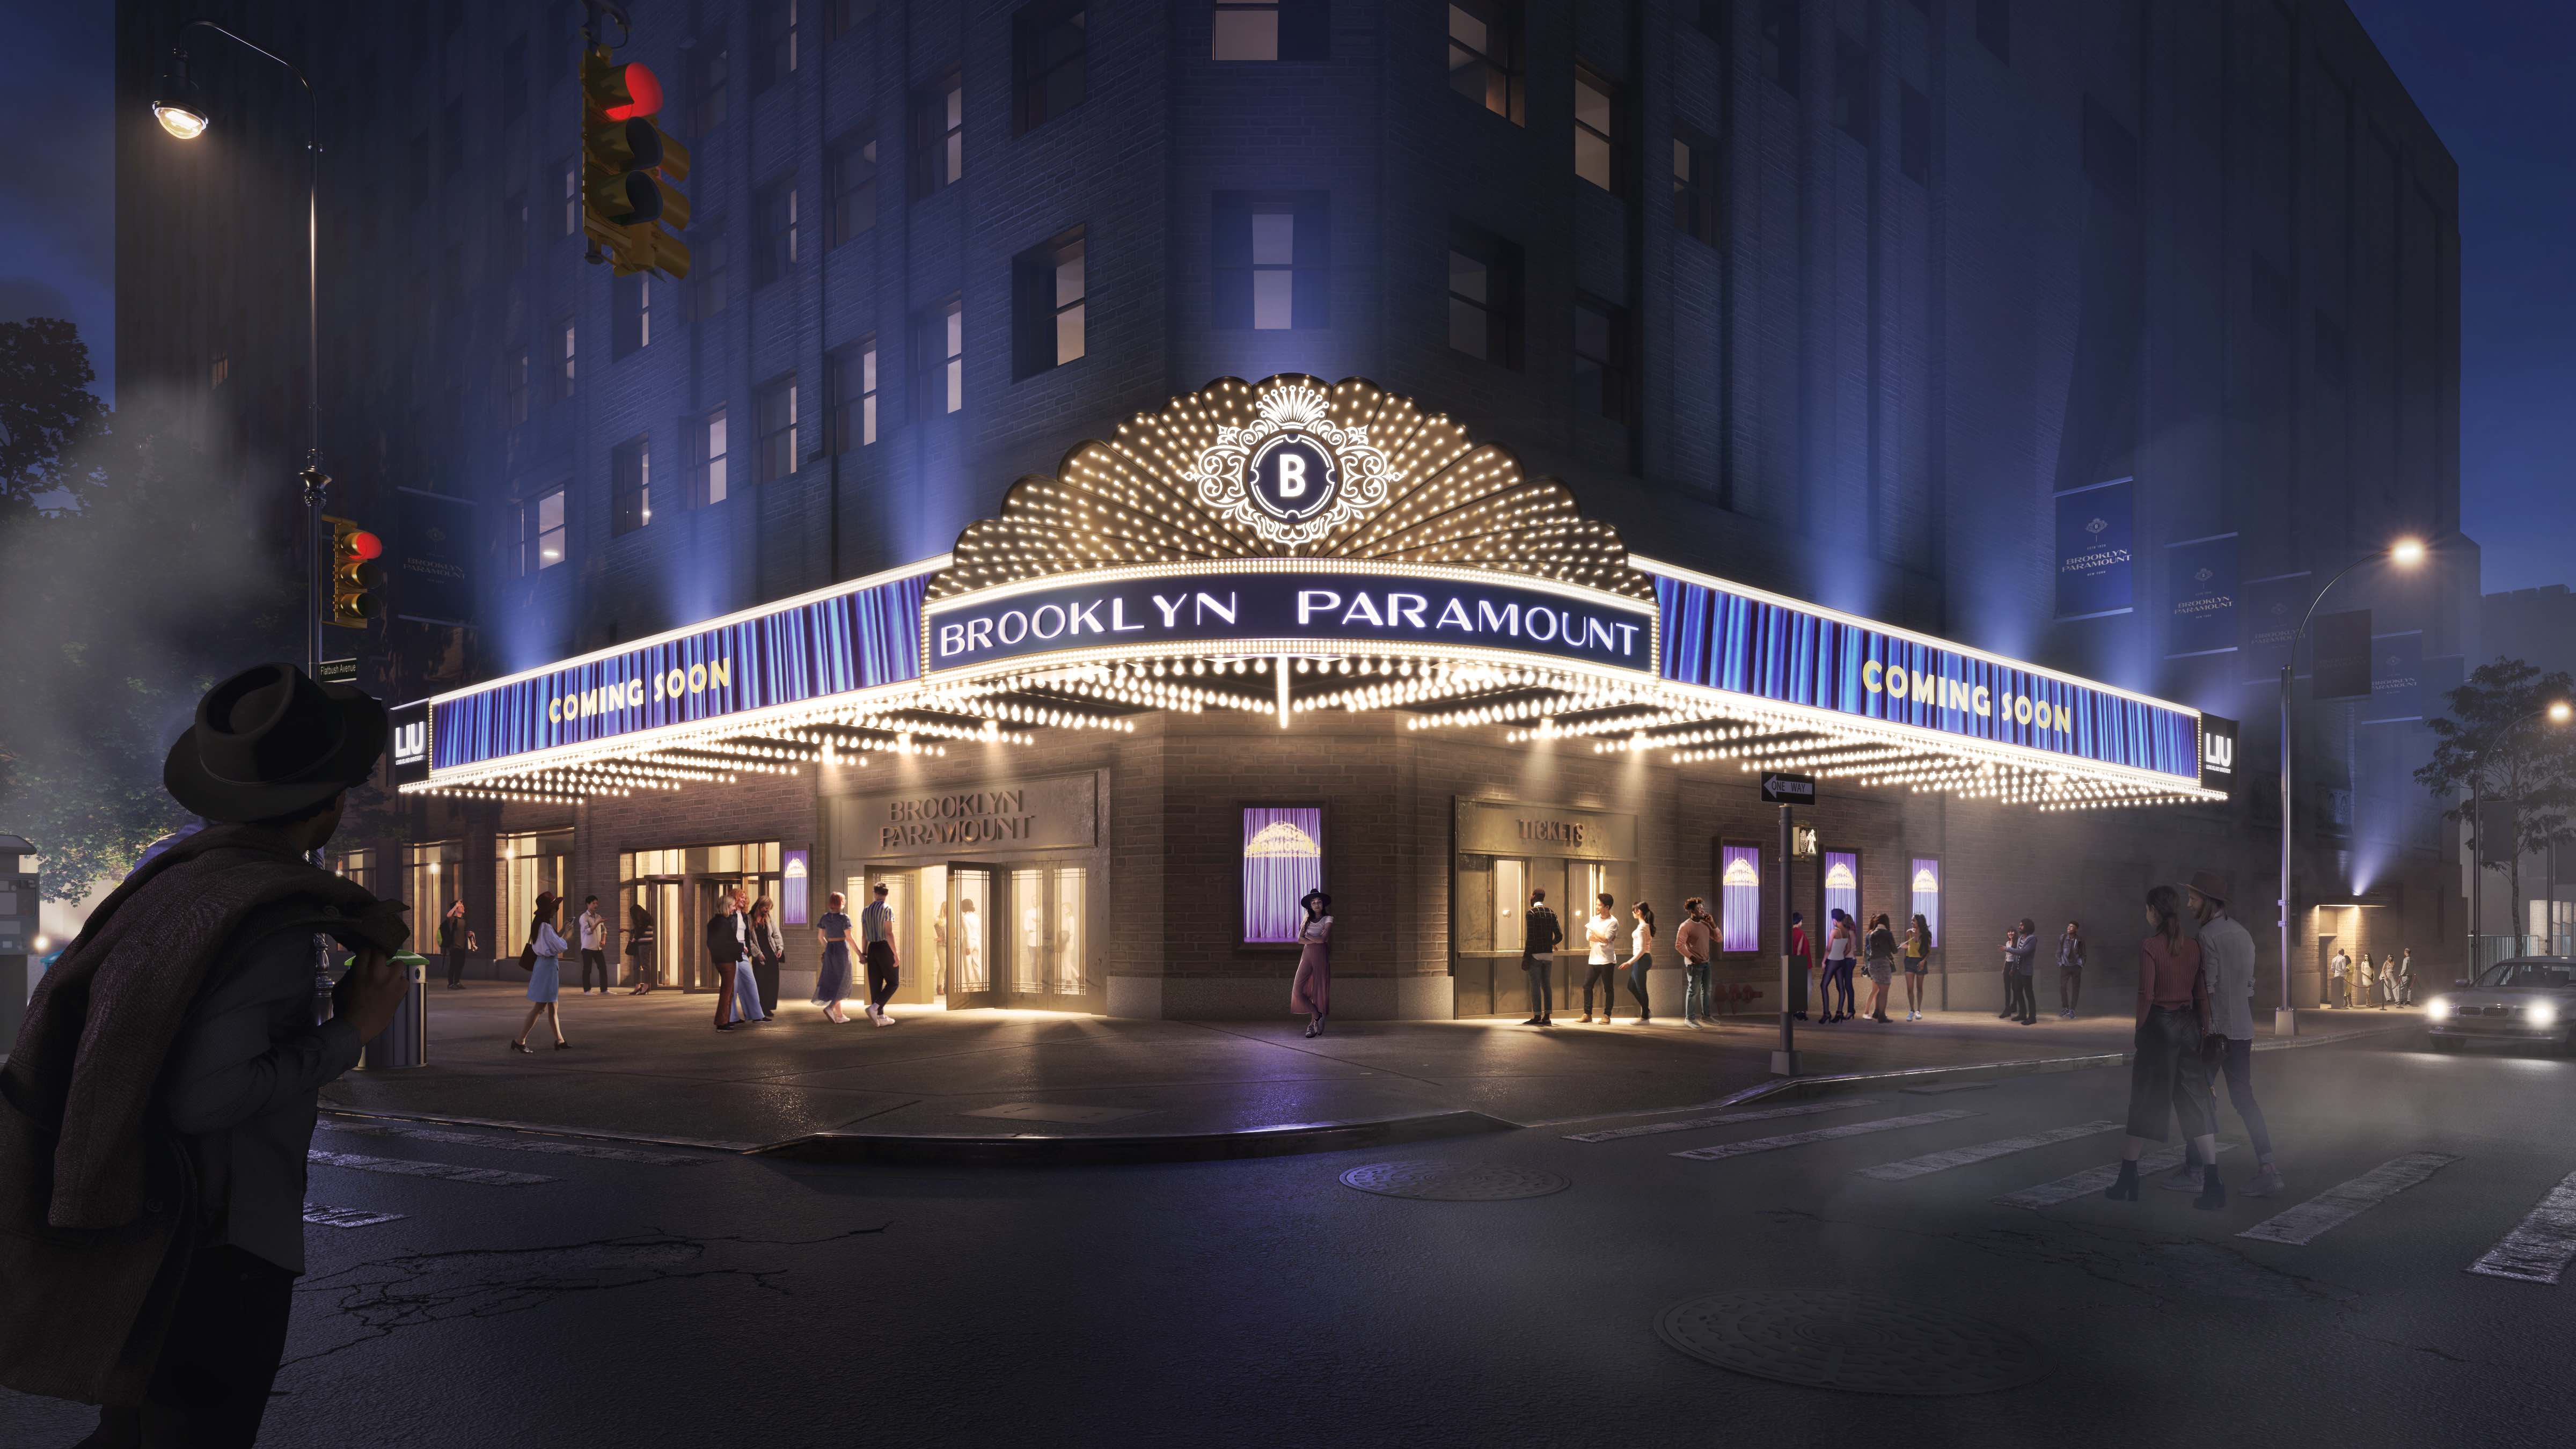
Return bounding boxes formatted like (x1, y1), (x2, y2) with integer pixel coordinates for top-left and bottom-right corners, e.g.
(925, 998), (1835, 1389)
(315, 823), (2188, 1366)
(361, 952), (430, 1070)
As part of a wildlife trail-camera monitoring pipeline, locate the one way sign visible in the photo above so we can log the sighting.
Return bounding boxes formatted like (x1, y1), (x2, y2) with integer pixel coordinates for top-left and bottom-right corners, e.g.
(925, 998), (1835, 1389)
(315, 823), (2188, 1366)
(1759, 772), (1816, 805)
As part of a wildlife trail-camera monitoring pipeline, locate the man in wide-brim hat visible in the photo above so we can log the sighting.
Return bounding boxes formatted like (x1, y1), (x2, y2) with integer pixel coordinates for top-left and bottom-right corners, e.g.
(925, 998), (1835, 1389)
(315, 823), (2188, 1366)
(0, 663), (413, 1443)
(2165, 869), (2286, 1199)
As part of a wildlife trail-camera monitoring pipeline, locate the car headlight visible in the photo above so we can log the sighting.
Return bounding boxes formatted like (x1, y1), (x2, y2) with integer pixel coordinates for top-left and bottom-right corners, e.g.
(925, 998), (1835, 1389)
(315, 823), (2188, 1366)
(2426, 998), (2451, 1021)
(2530, 1002), (2559, 1028)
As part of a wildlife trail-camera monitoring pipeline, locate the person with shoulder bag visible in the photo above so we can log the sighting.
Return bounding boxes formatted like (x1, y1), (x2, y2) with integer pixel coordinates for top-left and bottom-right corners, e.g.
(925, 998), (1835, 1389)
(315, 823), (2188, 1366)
(510, 893), (572, 1053)
(747, 897), (787, 1016)
(2104, 884), (2226, 1209)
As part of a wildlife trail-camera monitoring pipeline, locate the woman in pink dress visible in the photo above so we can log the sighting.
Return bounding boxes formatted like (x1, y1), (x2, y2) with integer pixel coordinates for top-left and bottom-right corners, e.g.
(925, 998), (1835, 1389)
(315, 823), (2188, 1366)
(1291, 889), (1332, 1037)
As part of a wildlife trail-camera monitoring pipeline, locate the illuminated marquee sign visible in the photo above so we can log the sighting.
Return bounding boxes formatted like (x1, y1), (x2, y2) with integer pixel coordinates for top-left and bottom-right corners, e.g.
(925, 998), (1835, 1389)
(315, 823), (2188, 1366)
(1649, 567), (2200, 781)
(389, 699), (430, 788)
(925, 566), (1655, 675)
(429, 570), (927, 770)
(1185, 383), (1391, 546)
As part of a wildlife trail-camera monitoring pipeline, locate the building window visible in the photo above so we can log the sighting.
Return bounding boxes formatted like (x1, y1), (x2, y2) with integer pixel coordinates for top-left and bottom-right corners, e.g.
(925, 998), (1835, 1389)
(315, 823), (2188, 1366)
(1241, 807), (1323, 944)
(2250, 254), (2290, 337)
(1758, 0), (1798, 94)
(913, 69), (964, 199)
(1447, 223), (1521, 368)
(1013, 228), (1087, 379)
(757, 375), (799, 481)
(1015, 2), (1086, 134)
(613, 273), (654, 357)
(691, 38), (730, 133)
(2314, 311), (2347, 388)
(209, 353), (229, 389)
(1574, 296), (1629, 422)
(554, 318), (577, 400)
(502, 346), (529, 426)
(755, 179), (799, 288)
(1692, 1), (1729, 46)
(1832, 35), (1872, 144)
(611, 436), (652, 535)
(828, 0), (877, 41)
(1447, 2), (1524, 124)
(334, 847), (377, 895)
(1214, 192), (1329, 330)
(1213, 1), (1327, 61)
(1975, 0), (2009, 63)
(1574, 64), (1620, 192)
(694, 407), (730, 507)
(828, 137), (877, 246)
(917, 295), (964, 416)
(1672, 125), (1721, 245)
(692, 225), (731, 319)
(561, 158), (579, 236)
(1899, 82), (1930, 183)
(525, 488), (566, 573)
(1720, 842), (1762, 954)
(753, 0), (800, 93)
(830, 338), (879, 452)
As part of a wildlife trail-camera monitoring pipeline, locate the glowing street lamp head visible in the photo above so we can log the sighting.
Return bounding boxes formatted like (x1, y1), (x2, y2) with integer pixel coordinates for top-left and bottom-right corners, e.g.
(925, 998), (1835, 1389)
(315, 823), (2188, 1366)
(153, 103), (210, 139)
(2549, 701), (2572, 726)
(152, 50), (209, 138)
(2389, 537), (2428, 568)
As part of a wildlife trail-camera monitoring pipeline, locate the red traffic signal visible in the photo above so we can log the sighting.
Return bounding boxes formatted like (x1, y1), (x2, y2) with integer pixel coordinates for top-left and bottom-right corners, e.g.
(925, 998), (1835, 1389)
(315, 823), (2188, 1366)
(347, 529), (384, 561)
(605, 61), (662, 120)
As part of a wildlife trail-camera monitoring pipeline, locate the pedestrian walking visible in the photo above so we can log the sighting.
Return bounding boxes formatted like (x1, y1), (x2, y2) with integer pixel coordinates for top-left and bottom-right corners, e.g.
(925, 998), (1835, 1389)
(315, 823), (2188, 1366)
(859, 882), (901, 1025)
(1520, 888), (1563, 1026)
(511, 892), (572, 1053)
(1863, 913), (1898, 1023)
(814, 892), (855, 1023)
(440, 897), (471, 989)
(1901, 913), (1933, 1021)
(1580, 893), (1620, 1022)
(2379, 953), (2398, 1009)
(2004, 919), (2039, 1024)
(0, 663), (408, 1445)
(1623, 901), (1658, 1023)
(577, 894), (609, 992)
(2104, 884), (2225, 1209)
(2329, 947), (2350, 1008)
(626, 899), (657, 993)
(1677, 897), (1715, 1028)
(2056, 921), (2085, 1019)
(2163, 872), (2284, 1198)
(1292, 889), (1333, 1037)
(1788, 911), (1814, 1021)
(2397, 948), (2414, 1005)
(1823, 909), (1858, 1022)
(747, 897), (787, 1016)
(707, 890), (765, 1030)
(2356, 952), (2376, 1011)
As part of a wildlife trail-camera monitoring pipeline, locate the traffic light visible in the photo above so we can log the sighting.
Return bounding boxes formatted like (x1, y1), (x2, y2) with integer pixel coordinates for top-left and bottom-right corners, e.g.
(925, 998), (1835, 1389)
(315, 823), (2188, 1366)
(580, 47), (691, 280)
(324, 516), (384, 629)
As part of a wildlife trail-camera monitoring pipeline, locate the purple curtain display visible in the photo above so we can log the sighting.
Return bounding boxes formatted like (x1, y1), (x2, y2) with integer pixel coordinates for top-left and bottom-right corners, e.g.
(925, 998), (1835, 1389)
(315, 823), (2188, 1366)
(1823, 850), (1860, 932)
(1720, 844), (1761, 954)
(782, 849), (810, 926)
(1909, 858), (1940, 950)
(1242, 807), (1323, 943)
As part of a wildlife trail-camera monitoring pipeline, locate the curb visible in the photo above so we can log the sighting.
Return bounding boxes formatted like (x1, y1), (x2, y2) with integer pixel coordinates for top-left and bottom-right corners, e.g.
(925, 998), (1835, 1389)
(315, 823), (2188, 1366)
(321, 1108), (761, 1155)
(751, 1109), (1516, 1166)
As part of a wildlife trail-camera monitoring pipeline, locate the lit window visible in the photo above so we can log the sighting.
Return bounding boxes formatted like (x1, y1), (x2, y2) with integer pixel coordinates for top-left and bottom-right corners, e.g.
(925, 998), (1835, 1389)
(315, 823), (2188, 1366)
(1214, 192), (1329, 330)
(614, 274), (653, 357)
(1447, 1), (1523, 124)
(913, 70), (964, 198)
(1672, 123), (1721, 245)
(917, 296), (964, 416)
(1015, 2), (1087, 134)
(755, 0), (800, 93)
(1574, 63), (1619, 191)
(1014, 229), (1086, 378)
(556, 318), (577, 400)
(755, 179), (799, 288)
(562, 158), (579, 236)
(831, 338), (879, 451)
(611, 436), (652, 535)
(758, 375), (799, 481)
(528, 488), (566, 572)
(696, 407), (729, 506)
(1213, 1), (1279, 59)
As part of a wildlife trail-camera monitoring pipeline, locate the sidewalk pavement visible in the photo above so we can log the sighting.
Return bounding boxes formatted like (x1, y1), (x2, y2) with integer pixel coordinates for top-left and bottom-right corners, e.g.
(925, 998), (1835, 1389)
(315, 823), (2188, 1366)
(318, 984), (2422, 1159)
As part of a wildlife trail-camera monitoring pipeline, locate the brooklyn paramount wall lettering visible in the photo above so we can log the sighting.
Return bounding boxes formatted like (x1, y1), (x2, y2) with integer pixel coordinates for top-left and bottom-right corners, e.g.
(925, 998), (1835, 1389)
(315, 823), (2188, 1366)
(880, 790), (1036, 849)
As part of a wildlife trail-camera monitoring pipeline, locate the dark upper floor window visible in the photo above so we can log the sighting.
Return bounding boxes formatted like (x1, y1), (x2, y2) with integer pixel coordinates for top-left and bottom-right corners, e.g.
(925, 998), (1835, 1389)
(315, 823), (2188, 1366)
(2313, 311), (2347, 388)
(914, 69), (964, 197)
(1214, 192), (1330, 330)
(692, 224), (732, 319)
(691, 40), (730, 133)
(1013, 228), (1087, 378)
(829, 137), (878, 246)
(757, 374), (800, 480)
(1213, 1), (1327, 61)
(830, 338), (879, 451)
(755, 179), (800, 288)
(1832, 36), (1872, 145)
(501, 35), (529, 122)
(1574, 297), (1629, 423)
(2250, 254), (2290, 337)
(611, 436), (653, 535)
(502, 346), (529, 427)
(613, 273), (654, 357)
(1672, 125), (1721, 246)
(1976, 0), (2009, 63)
(1447, 222), (1521, 368)
(1015, 2), (1087, 133)
(828, 0), (878, 41)
(1758, 1), (1798, 95)
(499, 190), (529, 272)
(917, 296), (964, 416)
(754, 0), (801, 93)
(1899, 83), (1930, 183)
(1447, 2), (1524, 124)
(1692, 1), (1729, 45)
(1574, 64), (1621, 192)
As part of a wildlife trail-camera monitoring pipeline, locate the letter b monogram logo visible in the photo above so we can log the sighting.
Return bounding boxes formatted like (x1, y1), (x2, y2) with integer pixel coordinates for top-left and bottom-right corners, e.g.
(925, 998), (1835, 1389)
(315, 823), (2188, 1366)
(1247, 436), (1337, 524)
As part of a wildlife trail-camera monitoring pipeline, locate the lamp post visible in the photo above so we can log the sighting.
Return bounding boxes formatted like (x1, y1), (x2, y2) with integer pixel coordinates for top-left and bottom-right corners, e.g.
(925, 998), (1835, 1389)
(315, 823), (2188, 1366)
(2274, 537), (2426, 1036)
(2466, 700), (2574, 977)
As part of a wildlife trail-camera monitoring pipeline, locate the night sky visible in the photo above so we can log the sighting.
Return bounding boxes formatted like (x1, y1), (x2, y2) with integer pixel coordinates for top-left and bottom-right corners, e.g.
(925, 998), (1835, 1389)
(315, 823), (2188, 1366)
(0, 3), (2564, 588)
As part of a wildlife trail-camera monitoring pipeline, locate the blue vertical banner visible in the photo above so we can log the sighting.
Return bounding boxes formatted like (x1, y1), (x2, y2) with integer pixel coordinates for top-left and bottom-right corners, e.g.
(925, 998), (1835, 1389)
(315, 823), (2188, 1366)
(2240, 573), (2311, 680)
(2165, 533), (2239, 657)
(1823, 850), (1861, 934)
(2360, 632), (2426, 724)
(2054, 478), (2135, 620)
(1720, 844), (1762, 954)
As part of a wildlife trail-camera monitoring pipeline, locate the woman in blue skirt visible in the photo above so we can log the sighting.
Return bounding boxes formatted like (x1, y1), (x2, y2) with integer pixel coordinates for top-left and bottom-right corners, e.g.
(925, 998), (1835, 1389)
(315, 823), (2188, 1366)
(814, 891), (855, 1024)
(511, 891), (572, 1053)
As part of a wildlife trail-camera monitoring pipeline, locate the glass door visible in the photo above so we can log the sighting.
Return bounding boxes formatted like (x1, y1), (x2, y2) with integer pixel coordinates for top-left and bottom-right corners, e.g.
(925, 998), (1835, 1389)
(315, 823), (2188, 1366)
(995, 865), (1089, 1008)
(945, 866), (997, 1008)
(1050, 867), (1087, 999)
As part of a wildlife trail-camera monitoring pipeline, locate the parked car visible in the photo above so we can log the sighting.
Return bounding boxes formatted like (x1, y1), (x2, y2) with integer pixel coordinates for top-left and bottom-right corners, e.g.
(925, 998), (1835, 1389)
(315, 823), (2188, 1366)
(2425, 956), (2576, 1055)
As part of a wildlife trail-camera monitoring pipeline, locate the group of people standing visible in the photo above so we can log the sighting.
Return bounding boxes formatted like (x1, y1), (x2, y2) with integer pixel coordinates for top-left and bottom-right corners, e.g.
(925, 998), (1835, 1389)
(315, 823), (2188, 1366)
(1992, 919), (2091, 1024)
(1507, 889), (1729, 1028)
(1795, 909), (1935, 1024)
(2326, 945), (2413, 1008)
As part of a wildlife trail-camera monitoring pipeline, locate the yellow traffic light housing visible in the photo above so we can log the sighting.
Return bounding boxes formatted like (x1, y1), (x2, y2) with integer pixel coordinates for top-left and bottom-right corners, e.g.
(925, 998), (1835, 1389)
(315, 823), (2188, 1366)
(323, 516), (384, 629)
(580, 47), (690, 280)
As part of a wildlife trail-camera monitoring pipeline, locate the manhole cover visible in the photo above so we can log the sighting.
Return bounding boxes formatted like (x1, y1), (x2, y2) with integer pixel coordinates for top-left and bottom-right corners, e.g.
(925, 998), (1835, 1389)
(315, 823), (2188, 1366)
(1656, 1290), (2045, 1395)
(1338, 1161), (1569, 1201)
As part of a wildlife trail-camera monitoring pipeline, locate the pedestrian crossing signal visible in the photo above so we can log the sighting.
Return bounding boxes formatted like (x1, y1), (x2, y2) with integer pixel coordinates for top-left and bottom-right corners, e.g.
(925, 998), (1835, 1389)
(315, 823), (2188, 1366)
(324, 515), (384, 629)
(581, 48), (691, 281)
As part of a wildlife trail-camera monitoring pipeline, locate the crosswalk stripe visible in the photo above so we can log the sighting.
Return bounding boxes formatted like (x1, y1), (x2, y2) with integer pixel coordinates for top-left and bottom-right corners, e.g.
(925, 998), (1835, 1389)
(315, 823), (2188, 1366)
(303, 1205), (406, 1229)
(1671, 1108), (1978, 1162)
(1996, 1143), (2237, 1209)
(308, 1149), (555, 1186)
(1855, 1121), (2123, 1182)
(1564, 1097), (1881, 1143)
(324, 1122), (706, 1165)
(2238, 1152), (2462, 1246)
(2468, 1169), (2576, 1284)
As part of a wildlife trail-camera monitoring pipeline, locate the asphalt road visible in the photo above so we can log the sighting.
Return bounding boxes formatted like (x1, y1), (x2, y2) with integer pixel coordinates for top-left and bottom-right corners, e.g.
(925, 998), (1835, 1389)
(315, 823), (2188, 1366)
(7, 1028), (2572, 1448)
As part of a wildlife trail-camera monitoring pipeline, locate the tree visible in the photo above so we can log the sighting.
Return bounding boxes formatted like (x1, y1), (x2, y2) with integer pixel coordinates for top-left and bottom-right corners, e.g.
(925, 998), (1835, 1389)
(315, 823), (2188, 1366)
(2416, 657), (2576, 940)
(0, 316), (109, 519)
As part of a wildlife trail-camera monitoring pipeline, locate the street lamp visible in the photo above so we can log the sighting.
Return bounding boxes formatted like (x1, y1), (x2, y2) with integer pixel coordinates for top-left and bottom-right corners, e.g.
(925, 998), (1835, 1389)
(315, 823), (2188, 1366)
(150, 25), (331, 684)
(2467, 700), (2574, 976)
(2275, 537), (2428, 1036)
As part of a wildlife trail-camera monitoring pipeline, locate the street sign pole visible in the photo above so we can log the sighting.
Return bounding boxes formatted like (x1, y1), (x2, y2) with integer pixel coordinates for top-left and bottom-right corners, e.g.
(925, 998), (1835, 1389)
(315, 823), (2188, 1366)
(1760, 771), (1816, 1078)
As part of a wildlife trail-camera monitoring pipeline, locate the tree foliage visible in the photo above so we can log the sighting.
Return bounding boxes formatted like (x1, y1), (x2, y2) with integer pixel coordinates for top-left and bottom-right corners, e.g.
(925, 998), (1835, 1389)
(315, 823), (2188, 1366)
(2415, 657), (2576, 898)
